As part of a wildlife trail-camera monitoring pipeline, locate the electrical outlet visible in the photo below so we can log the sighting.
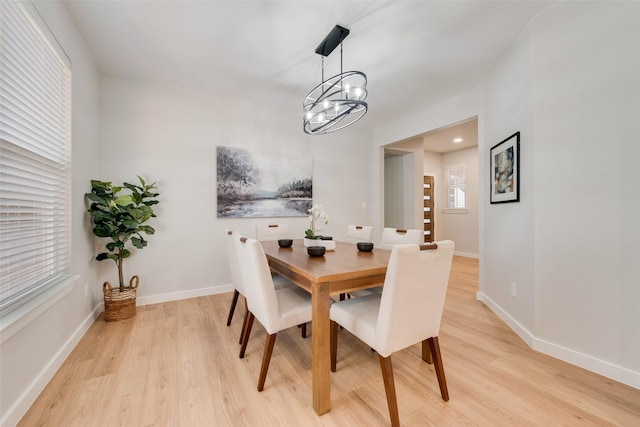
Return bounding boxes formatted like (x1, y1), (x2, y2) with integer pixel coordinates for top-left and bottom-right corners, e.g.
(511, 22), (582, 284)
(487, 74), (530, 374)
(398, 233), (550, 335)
(510, 282), (517, 298)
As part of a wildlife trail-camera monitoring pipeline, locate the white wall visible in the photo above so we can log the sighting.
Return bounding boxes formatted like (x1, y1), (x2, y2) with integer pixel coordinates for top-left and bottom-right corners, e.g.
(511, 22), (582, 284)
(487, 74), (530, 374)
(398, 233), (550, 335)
(481, 1), (640, 388)
(482, 13), (536, 334)
(98, 74), (373, 303)
(532, 2), (640, 381)
(441, 147), (479, 257)
(384, 155), (404, 228)
(0, 2), (102, 426)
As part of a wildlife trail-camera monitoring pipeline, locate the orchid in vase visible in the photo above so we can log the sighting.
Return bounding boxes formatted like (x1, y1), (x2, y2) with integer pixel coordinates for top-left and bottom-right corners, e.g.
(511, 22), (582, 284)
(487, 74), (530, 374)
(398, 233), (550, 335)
(305, 204), (329, 240)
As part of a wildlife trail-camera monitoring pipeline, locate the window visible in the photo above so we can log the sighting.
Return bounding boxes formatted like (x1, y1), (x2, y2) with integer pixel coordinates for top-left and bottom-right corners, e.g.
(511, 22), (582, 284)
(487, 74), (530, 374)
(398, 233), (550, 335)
(446, 163), (466, 209)
(0, 1), (72, 318)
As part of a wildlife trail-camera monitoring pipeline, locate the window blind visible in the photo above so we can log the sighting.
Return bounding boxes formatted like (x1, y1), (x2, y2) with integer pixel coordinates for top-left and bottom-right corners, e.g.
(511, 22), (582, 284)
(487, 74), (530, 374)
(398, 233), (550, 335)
(0, 0), (72, 317)
(446, 162), (466, 209)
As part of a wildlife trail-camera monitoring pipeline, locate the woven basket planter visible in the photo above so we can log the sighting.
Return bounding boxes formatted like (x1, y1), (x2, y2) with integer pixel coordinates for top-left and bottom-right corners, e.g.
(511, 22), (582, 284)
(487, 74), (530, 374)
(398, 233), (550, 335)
(103, 275), (139, 321)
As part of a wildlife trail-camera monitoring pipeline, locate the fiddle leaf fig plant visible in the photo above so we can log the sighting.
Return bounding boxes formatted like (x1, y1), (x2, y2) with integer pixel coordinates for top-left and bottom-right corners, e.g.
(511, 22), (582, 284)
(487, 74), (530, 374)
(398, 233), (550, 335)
(85, 176), (160, 292)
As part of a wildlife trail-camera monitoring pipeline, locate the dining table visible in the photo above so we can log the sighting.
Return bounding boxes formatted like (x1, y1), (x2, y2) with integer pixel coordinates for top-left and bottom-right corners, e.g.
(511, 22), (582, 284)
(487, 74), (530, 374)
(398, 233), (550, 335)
(261, 239), (391, 415)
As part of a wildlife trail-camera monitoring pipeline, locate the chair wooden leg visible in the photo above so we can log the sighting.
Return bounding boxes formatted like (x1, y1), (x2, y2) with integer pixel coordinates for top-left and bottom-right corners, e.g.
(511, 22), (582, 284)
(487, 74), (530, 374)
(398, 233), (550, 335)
(330, 320), (339, 372)
(301, 323), (307, 338)
(427, 336), (449, 401)
(239, 312), (255, 359)
(239, 308), (249, 345)
(226, 289), (239, 326)
(257, 333), (277, 391)
(379, 354), (400, 427)
(421, 339), (433, 364)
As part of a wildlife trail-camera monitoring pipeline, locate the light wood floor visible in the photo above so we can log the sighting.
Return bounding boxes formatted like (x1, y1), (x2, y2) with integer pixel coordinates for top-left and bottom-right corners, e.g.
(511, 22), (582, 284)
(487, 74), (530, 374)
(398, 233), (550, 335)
(19, 257), (640, 426)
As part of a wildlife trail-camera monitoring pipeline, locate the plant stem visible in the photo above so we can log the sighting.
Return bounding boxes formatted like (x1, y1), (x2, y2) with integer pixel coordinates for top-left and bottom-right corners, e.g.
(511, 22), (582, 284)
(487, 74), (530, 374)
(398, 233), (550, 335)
(118, 247), (124, 292)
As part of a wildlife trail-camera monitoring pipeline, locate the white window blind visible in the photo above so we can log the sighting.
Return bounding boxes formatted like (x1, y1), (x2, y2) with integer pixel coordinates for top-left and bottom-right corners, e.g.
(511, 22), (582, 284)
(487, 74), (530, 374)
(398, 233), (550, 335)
(0, 1), (72, 317)
(446, 163), (466, 209)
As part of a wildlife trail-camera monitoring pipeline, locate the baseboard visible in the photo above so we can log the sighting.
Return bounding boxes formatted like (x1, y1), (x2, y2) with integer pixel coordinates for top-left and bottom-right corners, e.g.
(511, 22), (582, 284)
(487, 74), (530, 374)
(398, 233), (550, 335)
(475, 291), (534, 347)
(454, 251), (479, 259)
(136, 284), (234, 307)
(476, 291), (640, 390)
(1, 303), (102, 427)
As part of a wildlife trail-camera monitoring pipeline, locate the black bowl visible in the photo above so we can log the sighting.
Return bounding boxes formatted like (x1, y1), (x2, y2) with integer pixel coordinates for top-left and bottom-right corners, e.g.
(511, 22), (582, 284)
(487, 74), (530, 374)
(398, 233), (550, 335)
(278, 239), (293, 248)
(319, 236), (333, 240)
(307, 246), (326, 257)
(357, 242), (374, 252)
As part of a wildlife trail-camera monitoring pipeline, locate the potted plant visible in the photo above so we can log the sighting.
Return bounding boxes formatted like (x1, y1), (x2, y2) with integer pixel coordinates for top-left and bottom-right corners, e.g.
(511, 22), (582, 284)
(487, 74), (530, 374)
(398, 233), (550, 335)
(85, 176), (160, 321)
(304, 204), (335, 250)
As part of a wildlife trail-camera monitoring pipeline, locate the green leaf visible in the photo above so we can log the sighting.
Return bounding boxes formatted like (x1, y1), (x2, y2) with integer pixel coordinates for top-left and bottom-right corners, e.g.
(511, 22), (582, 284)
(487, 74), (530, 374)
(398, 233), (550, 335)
(138, 176), (146, 187)
(96, 252), (109, 261)
(85, 193), (107, 204)
(114, 195), (134, 207)
(93, 223), (115, 238)
(121, 219), (139, 229)
(106, 241), (124, 251)
(143, 200), (159, 206)
(90, 210), (114, 223)
(122, 249), (131, 258)
(131, 236), (144, 249)
(107, 253), (119, 262)
(139, 225), (155, 235)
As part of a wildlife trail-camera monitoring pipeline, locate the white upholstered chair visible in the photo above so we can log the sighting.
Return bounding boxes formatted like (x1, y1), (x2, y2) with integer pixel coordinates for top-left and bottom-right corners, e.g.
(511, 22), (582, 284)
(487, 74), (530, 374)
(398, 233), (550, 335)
(330, 241), (455, 427)
(344, 225), (373, 243)
(255, 223), (291, 241)
(349, 227), (425, 298)
(378, 227), (424, 250)
(235, 235), (313, 391)
(225, 230), (245, 329)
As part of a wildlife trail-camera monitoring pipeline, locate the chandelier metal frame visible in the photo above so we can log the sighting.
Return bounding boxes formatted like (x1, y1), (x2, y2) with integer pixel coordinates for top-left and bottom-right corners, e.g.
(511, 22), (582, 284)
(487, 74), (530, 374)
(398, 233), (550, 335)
(303, 25), (368, 135)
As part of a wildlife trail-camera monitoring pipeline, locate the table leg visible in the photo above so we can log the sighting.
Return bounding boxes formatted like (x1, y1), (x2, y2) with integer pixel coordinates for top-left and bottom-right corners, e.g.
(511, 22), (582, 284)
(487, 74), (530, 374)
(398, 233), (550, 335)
(312, 281), (331, 415)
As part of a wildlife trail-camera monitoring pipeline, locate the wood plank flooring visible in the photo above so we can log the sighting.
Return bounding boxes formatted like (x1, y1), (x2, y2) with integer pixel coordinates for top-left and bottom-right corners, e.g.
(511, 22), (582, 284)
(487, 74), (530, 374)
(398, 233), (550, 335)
(18, 256), (640, 426)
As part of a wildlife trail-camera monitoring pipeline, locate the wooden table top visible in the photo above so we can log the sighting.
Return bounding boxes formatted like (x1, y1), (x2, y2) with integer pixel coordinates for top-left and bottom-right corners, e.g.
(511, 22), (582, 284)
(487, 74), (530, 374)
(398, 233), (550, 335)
(261, 239), (390, 295)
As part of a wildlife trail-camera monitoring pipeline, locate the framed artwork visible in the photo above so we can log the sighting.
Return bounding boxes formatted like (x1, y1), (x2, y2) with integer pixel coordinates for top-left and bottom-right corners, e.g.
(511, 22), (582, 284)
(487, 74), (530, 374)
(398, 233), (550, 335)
(490, 132), (520, 204)
(216, 145), (312, 217)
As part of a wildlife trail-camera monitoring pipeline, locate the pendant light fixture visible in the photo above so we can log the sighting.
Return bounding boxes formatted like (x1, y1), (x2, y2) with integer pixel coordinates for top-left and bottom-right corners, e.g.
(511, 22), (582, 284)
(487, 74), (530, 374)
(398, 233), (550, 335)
(303, 25), (368, 135)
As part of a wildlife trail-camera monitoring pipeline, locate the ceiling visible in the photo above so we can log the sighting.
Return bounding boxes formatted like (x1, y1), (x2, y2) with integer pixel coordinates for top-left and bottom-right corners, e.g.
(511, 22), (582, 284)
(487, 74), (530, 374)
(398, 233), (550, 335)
(62, 1), (554, 133)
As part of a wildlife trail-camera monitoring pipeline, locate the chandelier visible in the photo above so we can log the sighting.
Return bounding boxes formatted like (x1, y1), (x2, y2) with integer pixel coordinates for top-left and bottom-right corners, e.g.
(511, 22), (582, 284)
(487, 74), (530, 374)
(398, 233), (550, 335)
(303, 25), (368, 135)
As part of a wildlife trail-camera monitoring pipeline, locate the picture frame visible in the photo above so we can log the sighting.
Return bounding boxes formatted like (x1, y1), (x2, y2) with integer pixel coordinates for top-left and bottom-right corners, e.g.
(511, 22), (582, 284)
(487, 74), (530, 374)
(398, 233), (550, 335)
(490, 131), (520, 204)
(216, 145), (313, 217)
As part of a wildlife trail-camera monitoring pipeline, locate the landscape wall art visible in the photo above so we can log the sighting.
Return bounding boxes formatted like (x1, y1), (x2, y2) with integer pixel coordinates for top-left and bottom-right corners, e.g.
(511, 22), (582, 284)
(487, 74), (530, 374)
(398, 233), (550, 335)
(216, 145), (312, 217)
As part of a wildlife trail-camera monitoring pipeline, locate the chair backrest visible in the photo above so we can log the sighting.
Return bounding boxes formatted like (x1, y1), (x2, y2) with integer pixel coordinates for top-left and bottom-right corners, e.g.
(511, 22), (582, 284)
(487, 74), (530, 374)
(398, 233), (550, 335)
(344, 225), (373, 243)
(225, 229), (244, 295)
(375, 241), (455, 357)
(234, 235), (280, 333)
(255, 223), (291, 241)
(378, 227), (423, 250)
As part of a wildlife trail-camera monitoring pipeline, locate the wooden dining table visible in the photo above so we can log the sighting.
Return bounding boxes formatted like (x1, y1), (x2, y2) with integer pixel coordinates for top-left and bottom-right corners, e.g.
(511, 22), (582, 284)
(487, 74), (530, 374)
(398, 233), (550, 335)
(261, 239), (391, 415)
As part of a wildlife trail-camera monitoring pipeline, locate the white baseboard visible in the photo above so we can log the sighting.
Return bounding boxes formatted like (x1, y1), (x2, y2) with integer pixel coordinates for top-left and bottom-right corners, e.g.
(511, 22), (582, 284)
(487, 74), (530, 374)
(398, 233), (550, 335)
(476, 292), (640, 390)
(136, 284), (234, 307)
(454, 251), (479, 259)
(1, 303), (102, 427)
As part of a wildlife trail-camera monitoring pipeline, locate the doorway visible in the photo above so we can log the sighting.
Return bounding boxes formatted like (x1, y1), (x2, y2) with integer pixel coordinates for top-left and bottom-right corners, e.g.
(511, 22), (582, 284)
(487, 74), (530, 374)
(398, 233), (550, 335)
(423, 175), (434, 243)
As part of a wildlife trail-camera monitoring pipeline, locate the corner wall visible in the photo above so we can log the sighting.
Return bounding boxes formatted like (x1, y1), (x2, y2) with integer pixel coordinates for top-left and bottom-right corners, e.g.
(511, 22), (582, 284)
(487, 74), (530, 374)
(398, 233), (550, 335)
(482, 1), (640, 388)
